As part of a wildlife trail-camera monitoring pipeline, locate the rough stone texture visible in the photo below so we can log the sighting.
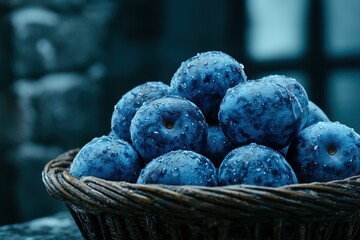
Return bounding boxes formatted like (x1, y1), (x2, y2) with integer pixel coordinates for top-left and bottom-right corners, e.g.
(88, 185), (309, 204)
(13, 72), (103, 148)
(9, 2), (115, 78)
(0, 211), (82, 239)
(0, 0), (117, 227)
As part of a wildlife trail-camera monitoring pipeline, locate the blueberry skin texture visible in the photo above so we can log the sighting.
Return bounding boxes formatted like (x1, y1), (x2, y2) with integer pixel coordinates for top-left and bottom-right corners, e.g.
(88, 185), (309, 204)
(287, 121), (360, 183)
(111, 81), (171, 143)
(259, 75), (309, 128)
(137, 150), (218, 186)
(130, 96), (208, 163)
(170, 51), (247, 124)
(203, 125), (235, 167)
(218, 143), (298, 187)
(218, 80), (303, 149)
(302, 100), (329, 129)
(69, 136), (142, 182)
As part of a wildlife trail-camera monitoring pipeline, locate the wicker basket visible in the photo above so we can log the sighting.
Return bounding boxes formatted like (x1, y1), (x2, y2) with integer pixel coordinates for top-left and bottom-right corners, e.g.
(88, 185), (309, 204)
(42, 149), (360, 240)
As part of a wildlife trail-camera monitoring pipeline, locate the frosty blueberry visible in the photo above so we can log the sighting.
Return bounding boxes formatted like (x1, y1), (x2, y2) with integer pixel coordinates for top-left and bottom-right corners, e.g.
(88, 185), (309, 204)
(69, 136), (142, 182)
(130, 96), (208, 163)
(287, 121), (360, 183)
(137, 150), (218, 186)
(203, 125), (235, 167)
(259, 74), (309, 128)
(302, 100), (329, 129)
(170, 51), (247, 124)
(111, 81), (171, 142)
(218, 80), (303, 149)
(218, 143), (298, 187)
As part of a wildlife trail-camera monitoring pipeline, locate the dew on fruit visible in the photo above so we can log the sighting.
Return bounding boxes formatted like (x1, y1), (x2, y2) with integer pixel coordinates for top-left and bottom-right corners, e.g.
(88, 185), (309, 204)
(172, 167), (180, 176)
(249, 143), (257, 148)
(110, 151), (118, 157)
(160, 167), (167, 176)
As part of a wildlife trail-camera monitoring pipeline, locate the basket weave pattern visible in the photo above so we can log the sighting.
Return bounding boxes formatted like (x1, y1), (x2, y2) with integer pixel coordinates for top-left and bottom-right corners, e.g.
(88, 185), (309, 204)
(42, 149), (360, 240)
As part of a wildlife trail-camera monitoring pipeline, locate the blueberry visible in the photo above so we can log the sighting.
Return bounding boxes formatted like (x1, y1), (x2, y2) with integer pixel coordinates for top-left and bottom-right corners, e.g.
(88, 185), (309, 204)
(218, 143), (298, 187)
(130, 96), (208, 163)
(69, 136), (142, 182)
(170, 51), (247, 124)
(203, 125), (235, 167)
(111, 81), (171, 142)
(259, 74), (309, 128)
(218, 80), (303, 149)
(137, 150), (218, 186)
(302, 100), (330, 129)
(287, 121), (360, 183)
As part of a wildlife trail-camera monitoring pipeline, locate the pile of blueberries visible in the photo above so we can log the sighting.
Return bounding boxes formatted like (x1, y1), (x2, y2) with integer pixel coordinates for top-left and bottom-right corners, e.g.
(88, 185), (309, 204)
(69, 51), (360, 187)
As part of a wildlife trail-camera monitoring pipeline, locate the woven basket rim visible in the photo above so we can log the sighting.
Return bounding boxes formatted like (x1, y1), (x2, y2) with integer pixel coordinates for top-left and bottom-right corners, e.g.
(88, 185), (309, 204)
(42, 148), (360, 220)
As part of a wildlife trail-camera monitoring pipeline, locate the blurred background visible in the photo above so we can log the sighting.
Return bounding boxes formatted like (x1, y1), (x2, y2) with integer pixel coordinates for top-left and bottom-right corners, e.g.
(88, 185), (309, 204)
(0, 0), (360, 226)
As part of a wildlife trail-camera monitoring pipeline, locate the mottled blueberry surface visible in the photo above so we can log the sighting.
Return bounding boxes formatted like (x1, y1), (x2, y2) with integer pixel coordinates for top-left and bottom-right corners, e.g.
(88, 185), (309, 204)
(130, 96), (208, 163)
(218, 80), (303, 149)
(137, 150), (218, 186)
(287, 121), (360, 183)
(218, 143), (298, 187)
(170, 51), (247, 124)
(259, 75), (309, 128)
(302, 100), (329, 129)
(203, 125), (235, 167)
(69, 135), (142, 182)
(111, 81), (171, 142)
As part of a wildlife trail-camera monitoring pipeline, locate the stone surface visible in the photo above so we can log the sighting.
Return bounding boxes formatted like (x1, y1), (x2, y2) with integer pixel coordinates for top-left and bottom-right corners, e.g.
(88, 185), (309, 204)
(0, 0), (116, 227)
(10, 3), (115, 78)
(14, 72), (103, 148)
(0, 211), (82, 239)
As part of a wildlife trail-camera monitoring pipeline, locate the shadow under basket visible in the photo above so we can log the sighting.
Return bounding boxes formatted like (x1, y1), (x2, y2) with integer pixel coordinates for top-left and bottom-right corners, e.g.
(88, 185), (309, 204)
(42, 149), (360, 240)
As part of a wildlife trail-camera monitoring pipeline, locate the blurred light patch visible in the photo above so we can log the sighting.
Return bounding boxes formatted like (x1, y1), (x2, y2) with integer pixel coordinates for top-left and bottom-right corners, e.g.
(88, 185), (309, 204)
(327, 69), (360, 133)
(246, 0), (308, 61)
(324, 0), (360, 57)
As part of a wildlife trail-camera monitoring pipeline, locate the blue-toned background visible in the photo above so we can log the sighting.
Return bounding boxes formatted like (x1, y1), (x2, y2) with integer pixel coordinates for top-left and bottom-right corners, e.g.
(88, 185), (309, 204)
(0, 0), (359, 226)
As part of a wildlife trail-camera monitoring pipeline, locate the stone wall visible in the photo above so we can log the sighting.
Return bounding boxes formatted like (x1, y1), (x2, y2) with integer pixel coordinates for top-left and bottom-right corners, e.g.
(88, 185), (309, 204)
(0, 0), (117, 225)
(0, 0), (232, 225)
